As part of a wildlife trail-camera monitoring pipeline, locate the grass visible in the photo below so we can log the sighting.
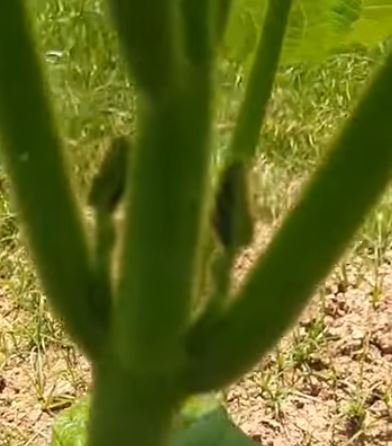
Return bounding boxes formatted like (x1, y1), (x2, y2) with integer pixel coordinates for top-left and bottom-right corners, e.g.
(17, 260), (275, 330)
(0, 1), (391, 445)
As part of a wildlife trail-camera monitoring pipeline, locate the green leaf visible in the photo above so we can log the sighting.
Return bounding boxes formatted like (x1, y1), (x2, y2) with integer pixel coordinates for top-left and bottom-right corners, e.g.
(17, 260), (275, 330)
(222, 0), (265, 65)
(51, 393), (258, 446)
(175, 392), (223, 428)
(330, 0), (362, 33)
(344, 0), (392, 47)
(223, 0), (339, 65)
(51, 396), (90, 446)
(282, 0), (338, 63)
(173, 406), (258, 446)
(223, 0), (392, 67)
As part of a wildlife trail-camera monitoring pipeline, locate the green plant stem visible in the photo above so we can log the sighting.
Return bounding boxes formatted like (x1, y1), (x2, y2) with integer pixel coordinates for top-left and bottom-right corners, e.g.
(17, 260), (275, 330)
(88, 349), (183, 446)
(115, 67), (213, 372)
(109, 0), (214, 370)
(214, 0), (233, 45)
(0, 1), (106, 360)
(228, 0), (293, 162)
(108, 0), (182, 99)
(91, 209), (114, 315)
(197, 249), (235, 327)
(184, 49), (392, 392)
(181, 0), (213, 64)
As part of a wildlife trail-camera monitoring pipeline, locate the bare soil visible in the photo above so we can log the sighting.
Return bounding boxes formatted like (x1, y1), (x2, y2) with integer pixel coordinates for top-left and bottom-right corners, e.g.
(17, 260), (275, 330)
(0, 223), (391, 445)
(228, 224), (392, 446)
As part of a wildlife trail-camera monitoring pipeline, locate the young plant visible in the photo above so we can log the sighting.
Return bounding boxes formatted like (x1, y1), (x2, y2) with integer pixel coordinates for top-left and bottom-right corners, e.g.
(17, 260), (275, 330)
(0, 1), (392, 446)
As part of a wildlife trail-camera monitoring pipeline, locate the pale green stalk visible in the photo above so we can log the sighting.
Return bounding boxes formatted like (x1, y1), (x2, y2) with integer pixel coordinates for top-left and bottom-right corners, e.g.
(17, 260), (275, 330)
(228, 0), (293, 162)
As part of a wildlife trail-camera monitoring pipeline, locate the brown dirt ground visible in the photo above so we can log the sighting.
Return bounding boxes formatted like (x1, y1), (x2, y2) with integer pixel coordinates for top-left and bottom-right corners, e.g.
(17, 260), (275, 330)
(228, 223), (391, 446)
(0, 222), (391, 445)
